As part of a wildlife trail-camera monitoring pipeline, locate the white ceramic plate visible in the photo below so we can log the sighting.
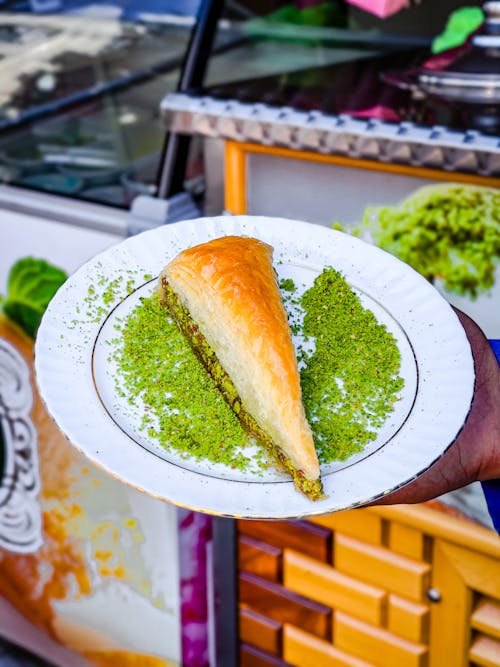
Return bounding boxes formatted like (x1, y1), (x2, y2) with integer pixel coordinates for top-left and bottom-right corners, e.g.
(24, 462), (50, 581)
(35, 216), (474, 519)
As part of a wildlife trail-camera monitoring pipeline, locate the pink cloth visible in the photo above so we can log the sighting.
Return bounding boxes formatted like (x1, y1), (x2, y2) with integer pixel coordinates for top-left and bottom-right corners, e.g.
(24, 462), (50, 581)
(345, 0), (409, 18)
(343, 104), (401, 122)
(179, 510), (213, 667)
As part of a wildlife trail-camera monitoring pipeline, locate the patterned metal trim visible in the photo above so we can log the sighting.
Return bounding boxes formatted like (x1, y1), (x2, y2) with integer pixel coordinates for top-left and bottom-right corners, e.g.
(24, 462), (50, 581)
(0, 339), (42, 553)
(160, 92), (500, 177)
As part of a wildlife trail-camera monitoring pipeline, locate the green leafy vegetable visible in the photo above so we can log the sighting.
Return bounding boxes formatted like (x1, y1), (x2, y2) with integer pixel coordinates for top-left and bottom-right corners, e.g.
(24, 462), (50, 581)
(350, 184), (500, 299)
(1, 257), (67, 338)
(432, 6), (484, 54)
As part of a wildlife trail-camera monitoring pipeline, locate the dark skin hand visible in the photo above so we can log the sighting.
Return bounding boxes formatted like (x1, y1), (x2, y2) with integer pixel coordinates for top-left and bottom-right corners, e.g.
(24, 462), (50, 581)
(373, 309), (500, 506)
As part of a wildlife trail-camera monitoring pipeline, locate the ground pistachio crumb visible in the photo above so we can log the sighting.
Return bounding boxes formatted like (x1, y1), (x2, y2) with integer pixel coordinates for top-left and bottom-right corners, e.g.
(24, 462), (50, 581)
(300, 267), (404, 462)
(279, 277), (302, 334)
(279, 277), (296, 292)
(111, 294), (255, 469)
(70, 268), (146, 328)
(110, 268), (404, 472)
(351, 185), (500, 299)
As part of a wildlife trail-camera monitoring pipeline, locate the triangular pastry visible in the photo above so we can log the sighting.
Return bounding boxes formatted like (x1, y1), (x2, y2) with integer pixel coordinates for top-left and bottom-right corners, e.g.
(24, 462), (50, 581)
(158, 235), (323, 499)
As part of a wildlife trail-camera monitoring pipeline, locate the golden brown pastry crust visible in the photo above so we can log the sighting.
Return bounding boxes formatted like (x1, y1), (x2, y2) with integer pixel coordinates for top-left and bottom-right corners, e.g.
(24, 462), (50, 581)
(162, 235), (320, 482)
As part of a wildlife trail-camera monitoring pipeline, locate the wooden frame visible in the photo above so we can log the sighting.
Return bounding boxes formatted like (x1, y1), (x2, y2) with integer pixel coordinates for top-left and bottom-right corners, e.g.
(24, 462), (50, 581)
(224, 140), (500, 215)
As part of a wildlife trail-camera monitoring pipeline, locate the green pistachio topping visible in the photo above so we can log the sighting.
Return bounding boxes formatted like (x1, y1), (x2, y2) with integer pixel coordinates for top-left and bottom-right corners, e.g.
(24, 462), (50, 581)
(109, 265), (403, 501)
(110, 294), (253, 470)
(300, 267), (404, 461)
(159, 279), (324, 500)
(348, 185), (500, 299)
(279, 278), (296, 292)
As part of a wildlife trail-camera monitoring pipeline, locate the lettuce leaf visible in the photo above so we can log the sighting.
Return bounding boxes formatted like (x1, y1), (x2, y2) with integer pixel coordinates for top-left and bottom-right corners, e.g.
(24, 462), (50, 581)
(352, 185), (500, 299)
(1, 257), (67, 338)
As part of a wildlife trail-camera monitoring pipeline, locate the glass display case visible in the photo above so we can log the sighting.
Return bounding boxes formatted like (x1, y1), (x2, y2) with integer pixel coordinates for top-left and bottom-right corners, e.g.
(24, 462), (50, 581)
(0, 12), (191, 206)
(0, 3), (498, 667)
(1, 0), (495, 214)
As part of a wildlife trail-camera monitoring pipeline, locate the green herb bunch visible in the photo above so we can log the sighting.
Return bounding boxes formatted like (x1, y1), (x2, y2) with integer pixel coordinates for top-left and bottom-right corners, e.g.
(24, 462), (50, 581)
(0, 258), (67, 338)
(352, 184), (500, 299)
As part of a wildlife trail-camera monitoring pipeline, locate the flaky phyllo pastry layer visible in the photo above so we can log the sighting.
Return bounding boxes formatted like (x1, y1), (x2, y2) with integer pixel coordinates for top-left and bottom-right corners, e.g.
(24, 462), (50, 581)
(158, 235), (323, 500)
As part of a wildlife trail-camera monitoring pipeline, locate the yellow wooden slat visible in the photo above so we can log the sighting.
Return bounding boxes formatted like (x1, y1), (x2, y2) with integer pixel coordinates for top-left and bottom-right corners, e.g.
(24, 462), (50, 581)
(283, 623), (375, 667)
(239, 605), (281, 655)
(469, 635), (500, 667)
(225, 141), (500, 190)
(224, 141), (247, 214)
(283, 549), (386, 626)
(472, 600), (500, 641)
(389, 521), (426, 561)
(334, 533), (430, 602)
(388, 594), (429, 644)
(436, 542), (500, 600)
(429, 540), (472, 667)
(367, 505), (500, 559)
(334, 611), (428, 667)
(310, 509), (383, 545)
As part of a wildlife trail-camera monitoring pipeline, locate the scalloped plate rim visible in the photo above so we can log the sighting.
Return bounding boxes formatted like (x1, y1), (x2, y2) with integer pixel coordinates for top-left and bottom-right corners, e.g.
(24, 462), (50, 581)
(34, 215), (475, 519)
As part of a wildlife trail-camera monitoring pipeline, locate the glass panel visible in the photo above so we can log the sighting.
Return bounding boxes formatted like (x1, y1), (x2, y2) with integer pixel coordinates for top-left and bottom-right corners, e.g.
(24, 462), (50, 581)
(205, 0), (491, 134)
(206, 0), (435, 88)
(204, 0), (424, 118)
(0, 5), (200, 207)
(206, 13), (366, 89)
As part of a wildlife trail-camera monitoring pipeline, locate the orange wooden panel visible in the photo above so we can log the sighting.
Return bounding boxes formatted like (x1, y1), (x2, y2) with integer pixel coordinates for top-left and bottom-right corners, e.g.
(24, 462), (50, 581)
(469, 635), (500, 667)
(389, 521), (426, 561)
(367, 505), (500, 560)
(238, 519), (332, 562)
(239, 571), (331, 639)
(240, 643), (292, 667)
(429, 540), (472, 667)
(334, 533), (430, 601)
(225, 141), (247, 214)
(472, 599), (500, 641)
(240, 605), (282, 655)
(334, 611), (428, 667)
(283, 549), (386, 625)
(388, 594), (429, 644)
(225, 141), (500, 197)
(436, 542), (500, 600)
(239, 535), (282, 582)
(310, 509), (383, 545)
(283, 623), (375, 667)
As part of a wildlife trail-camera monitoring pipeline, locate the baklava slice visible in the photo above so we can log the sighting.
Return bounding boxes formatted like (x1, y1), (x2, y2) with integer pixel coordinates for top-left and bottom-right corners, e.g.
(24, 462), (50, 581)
(158, 235), (323, 500)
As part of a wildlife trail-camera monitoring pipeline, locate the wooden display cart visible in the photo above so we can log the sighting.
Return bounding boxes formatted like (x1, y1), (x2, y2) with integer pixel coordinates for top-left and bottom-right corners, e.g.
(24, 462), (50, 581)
(162, 91), (500, 667)
(237, 504), (500, 667)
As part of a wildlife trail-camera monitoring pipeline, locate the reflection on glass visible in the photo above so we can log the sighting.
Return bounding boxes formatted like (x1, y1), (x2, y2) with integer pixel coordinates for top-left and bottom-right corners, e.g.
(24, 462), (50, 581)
(0, 1), (491, 209)
(0, 10), (194, 207)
